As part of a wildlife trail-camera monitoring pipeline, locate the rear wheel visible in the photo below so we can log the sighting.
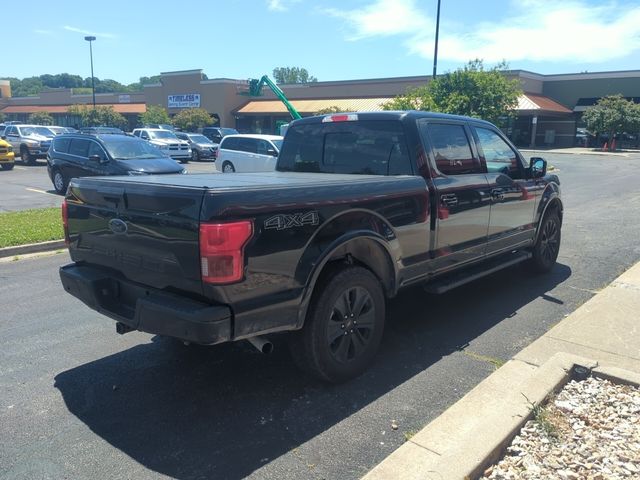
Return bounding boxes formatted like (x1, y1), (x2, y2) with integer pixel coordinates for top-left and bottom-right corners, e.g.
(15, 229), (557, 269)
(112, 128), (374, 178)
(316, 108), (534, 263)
(528, 210), (561, 273)
(192, 149), (200, 162)
(289, 265), (386, 383)
(21, 146), (33, 165)
(1, 163), (14, 171)
(222, 161), (235, 173)
(52, 169), (68, 195)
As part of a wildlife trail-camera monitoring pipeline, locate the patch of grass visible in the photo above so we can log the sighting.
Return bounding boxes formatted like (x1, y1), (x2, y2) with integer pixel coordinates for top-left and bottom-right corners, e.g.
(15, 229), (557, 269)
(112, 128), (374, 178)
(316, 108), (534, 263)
(462, 350), (506, 370)
(0, 207), (63, 248)
(403, 429), (419, 442)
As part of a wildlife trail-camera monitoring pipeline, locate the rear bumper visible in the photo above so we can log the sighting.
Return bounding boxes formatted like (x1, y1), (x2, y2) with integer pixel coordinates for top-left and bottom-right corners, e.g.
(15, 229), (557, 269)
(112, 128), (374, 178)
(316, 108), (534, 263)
(60, 263), (232, 344)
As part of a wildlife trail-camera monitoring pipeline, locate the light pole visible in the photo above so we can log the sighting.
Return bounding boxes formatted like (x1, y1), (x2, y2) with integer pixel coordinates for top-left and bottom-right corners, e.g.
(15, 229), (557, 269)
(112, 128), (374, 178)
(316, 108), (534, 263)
(432, 0), (441, 79)
(84, 36), (97, 109)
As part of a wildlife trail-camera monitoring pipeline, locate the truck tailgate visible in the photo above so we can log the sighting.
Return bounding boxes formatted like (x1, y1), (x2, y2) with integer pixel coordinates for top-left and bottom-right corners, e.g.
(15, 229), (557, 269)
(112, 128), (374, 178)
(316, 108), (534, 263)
(65, 177), (206, 297)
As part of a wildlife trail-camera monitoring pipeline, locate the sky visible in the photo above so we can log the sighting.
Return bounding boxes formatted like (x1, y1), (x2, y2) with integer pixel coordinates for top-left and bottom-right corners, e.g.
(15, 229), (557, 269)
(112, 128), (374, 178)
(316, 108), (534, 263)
(8, 0), (640, 85)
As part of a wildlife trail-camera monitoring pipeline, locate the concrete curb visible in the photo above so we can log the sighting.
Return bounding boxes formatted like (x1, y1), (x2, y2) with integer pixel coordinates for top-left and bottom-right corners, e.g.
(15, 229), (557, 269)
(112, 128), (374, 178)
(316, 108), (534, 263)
(363, 261), (640, 480)
(0, 240), (66, 258)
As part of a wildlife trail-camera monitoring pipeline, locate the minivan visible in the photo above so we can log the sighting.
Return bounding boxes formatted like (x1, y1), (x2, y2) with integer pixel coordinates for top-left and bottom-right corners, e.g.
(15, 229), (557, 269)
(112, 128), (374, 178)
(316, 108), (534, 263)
(217, 134), (283, 173)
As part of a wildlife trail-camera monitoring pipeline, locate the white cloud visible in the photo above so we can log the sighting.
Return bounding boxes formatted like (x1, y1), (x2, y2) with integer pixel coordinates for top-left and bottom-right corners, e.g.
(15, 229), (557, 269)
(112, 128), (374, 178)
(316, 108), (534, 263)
(324, 0), (430, 40)
(267, 0), (300, 12)
(34, 29), (53, 35)
(63, 25), (116, 39)
(328, 0), (640, 64)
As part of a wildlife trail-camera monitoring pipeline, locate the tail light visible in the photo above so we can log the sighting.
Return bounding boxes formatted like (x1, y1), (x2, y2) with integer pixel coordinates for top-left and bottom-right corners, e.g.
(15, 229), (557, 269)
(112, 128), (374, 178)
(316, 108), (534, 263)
(61, 199), (70, 245)
(322, 113), (358, 123)
(200, 220), (253, 284)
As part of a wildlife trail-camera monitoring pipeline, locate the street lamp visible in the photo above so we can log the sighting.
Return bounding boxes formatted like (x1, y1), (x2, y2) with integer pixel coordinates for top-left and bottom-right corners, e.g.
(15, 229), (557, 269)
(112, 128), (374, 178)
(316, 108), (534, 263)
(84, 36), (97, 109)
(432, 0), (441, 79)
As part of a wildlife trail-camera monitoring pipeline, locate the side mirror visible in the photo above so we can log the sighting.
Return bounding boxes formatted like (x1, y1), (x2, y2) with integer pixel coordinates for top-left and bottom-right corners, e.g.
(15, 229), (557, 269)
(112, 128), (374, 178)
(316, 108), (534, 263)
(89, 154), (108, 164)
(530, 157), (547, 178)
(266, 148), (278, 157)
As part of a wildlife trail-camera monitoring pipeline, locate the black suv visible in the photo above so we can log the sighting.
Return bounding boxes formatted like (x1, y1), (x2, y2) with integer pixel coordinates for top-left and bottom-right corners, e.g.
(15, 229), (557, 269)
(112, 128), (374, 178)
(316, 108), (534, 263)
(47, 134), (185, 194)
(200, 127), (238, 144)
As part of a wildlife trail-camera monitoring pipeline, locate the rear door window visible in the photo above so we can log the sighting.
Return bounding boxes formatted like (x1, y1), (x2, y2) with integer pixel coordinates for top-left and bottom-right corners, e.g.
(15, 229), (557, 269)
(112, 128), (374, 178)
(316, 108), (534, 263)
(424, 123), (482, 175)
(68, 139), (90, 157)
(238, 138), (257, 153)
(277, 120), (412, 175)
(221, 137), (239, 151)
(53, 137), (72, 153)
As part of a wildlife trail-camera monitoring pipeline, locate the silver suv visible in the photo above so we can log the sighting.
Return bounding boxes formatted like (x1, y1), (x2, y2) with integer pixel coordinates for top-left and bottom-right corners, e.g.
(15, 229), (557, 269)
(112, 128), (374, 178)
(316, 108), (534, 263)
(1, 124), (55, 165)
(132, 128), (191, 163)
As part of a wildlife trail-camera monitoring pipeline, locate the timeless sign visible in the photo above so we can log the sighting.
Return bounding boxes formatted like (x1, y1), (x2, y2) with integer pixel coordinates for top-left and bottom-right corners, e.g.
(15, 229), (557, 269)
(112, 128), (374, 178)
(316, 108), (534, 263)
(168, 94), (201, 108)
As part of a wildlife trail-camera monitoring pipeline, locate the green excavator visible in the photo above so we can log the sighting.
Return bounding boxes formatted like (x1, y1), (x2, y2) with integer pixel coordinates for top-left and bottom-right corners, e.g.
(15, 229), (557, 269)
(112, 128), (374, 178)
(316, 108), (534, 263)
(240, 75), (301, 135)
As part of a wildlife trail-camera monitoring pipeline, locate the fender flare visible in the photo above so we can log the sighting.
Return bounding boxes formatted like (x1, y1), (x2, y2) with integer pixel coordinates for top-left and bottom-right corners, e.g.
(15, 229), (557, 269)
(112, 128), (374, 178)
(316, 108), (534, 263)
(534, 188), (563, 244)
(295, 230), (398, 328)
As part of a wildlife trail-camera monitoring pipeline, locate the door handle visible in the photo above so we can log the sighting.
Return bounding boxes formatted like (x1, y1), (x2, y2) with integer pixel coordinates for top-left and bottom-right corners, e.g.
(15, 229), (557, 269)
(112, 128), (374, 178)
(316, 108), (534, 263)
(491, 189), (505, 201)
(440, 194), (458, 207)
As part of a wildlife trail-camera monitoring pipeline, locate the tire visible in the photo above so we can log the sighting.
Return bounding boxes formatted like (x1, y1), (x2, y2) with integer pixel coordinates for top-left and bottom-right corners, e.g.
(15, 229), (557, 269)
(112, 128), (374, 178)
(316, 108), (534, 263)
(192, 149), (200, 162)
(528, 210), (561, 273)
(1, 163), (14, 171)
(52, 169), (68, 195)
(21, 146), (33, 165)
(289, 265), (386, 383)
(222, 161), (235, 173)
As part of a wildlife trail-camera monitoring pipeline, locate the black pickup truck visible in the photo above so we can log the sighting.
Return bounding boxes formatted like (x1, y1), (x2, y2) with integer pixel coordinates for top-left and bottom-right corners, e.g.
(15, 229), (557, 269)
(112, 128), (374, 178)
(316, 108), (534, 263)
(60, 111), (562, 382)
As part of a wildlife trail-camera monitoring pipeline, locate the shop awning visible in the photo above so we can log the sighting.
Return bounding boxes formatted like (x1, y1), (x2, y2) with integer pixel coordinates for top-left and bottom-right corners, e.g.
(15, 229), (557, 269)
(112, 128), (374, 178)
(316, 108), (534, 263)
(0, 103), (146, 114)
(236, 97), (394, 114)
(516, 94), (572, 114)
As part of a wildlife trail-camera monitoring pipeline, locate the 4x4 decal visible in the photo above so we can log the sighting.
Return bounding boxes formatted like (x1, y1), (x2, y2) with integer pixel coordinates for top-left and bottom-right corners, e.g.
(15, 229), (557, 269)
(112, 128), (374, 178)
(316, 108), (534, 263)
(264, 211), (319, 230)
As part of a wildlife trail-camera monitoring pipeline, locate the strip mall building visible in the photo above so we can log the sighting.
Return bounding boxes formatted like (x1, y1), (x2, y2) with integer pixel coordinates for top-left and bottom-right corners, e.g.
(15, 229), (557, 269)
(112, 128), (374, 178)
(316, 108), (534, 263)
(1, 69), (639, 148)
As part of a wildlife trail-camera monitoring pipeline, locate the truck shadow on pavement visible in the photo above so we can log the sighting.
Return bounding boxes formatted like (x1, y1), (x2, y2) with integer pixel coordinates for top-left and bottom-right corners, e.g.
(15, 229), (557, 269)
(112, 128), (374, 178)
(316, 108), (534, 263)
(54, 263), (571, 480)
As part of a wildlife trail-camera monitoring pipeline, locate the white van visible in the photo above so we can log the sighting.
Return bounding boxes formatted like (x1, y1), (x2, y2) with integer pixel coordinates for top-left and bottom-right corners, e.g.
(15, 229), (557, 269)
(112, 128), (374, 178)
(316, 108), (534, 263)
(217, 134), (283, 173)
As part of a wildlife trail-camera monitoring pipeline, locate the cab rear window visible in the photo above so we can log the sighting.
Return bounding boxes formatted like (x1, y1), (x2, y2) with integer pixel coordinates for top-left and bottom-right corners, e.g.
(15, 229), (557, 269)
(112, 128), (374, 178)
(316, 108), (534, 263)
(277, 120), (413, 175)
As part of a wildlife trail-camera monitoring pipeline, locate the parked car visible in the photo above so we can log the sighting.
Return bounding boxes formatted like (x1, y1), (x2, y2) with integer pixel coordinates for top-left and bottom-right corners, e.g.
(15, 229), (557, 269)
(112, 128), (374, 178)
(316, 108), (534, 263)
(217, 134), (283, 172)
(175, 132), (218, 161)
(0, 138), (15, 170)
(132, 128), (191, 163)
(80, 127), (125, 135)
(47, 126), (78, 135)
(59, 111), (562, 382)
(201, 126), (238, 144)
(1, 124), (55, 164)
(143, 124), (175, 131)
(47, 133), (185, 195)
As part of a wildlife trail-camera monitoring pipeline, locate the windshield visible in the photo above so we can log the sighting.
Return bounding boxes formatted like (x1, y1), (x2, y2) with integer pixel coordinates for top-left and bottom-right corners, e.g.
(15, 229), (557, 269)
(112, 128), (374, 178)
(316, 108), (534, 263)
(149, 130), (178, 140)
(21, 126), (55, 137)
(221, 128), (238, 136)
(104, 138), (166, 160)
(189, 134), (211, 144)
(272, 140), (283, 151)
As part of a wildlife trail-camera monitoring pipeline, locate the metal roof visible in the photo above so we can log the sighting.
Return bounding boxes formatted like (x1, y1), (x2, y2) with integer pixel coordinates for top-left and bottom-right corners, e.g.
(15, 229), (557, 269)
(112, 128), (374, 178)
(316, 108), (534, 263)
(0, 104), (146, 114)
(236, 97), (395, 114)
(516, 94), (572, 114)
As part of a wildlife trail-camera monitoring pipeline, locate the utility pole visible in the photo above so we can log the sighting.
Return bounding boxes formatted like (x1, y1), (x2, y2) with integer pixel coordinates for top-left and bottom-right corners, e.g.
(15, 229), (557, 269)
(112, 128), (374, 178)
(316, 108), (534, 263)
(432, 0), (441, 79)
(84, 36), (97, 109)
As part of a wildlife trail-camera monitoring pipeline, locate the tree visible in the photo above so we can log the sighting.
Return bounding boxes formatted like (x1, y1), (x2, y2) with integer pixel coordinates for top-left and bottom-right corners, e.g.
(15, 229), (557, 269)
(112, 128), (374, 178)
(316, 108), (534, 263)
(67, 105), (127, 128)
(139, 105), (171, 126)
(383, 60), (521, 125)
(0, 112), (5, 123)
(315, 106), (358, 115)
(582, 95), (640, 151)
(273, 67), (317, 84)
(172, 108), (214, 132)
(28, 111), (54, 125)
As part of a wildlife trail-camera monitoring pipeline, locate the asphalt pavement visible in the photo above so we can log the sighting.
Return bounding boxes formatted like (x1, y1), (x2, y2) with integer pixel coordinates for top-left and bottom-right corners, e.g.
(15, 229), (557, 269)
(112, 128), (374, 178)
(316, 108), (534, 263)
(1, 153), (640, 480)
(0, 160), (216, 212)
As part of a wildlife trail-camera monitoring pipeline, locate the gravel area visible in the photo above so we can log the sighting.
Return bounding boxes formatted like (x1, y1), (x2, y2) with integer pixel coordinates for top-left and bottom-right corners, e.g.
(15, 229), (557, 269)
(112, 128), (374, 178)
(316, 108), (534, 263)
(481, 377), (640, 480)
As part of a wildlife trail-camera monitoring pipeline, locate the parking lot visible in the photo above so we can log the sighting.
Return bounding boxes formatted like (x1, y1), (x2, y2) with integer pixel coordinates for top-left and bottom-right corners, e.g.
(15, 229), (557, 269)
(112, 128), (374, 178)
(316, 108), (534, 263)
(2, 152), (640, 479)
(0, 159), (216, 212)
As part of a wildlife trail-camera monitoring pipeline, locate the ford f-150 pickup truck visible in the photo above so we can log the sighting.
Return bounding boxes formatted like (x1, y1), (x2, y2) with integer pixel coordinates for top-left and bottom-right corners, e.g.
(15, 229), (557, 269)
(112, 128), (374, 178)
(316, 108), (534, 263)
(60, 111), (562, 382)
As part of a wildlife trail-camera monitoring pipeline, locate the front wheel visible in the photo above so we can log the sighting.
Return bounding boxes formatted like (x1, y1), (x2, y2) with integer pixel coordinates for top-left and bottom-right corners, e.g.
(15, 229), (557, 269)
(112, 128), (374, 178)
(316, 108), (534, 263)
(192, 150), (200, 162)
(222, 161), (235, 173)
(528, 210), (561, 273)
(289, 266), (386, 383)
(21, 147), (33, 165)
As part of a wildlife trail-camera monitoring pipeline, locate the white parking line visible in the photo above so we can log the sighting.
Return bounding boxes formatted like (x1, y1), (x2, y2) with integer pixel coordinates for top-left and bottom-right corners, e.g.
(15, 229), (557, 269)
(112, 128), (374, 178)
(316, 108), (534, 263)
(25, 187), (58, 197)
(14, 166), (28, 171)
